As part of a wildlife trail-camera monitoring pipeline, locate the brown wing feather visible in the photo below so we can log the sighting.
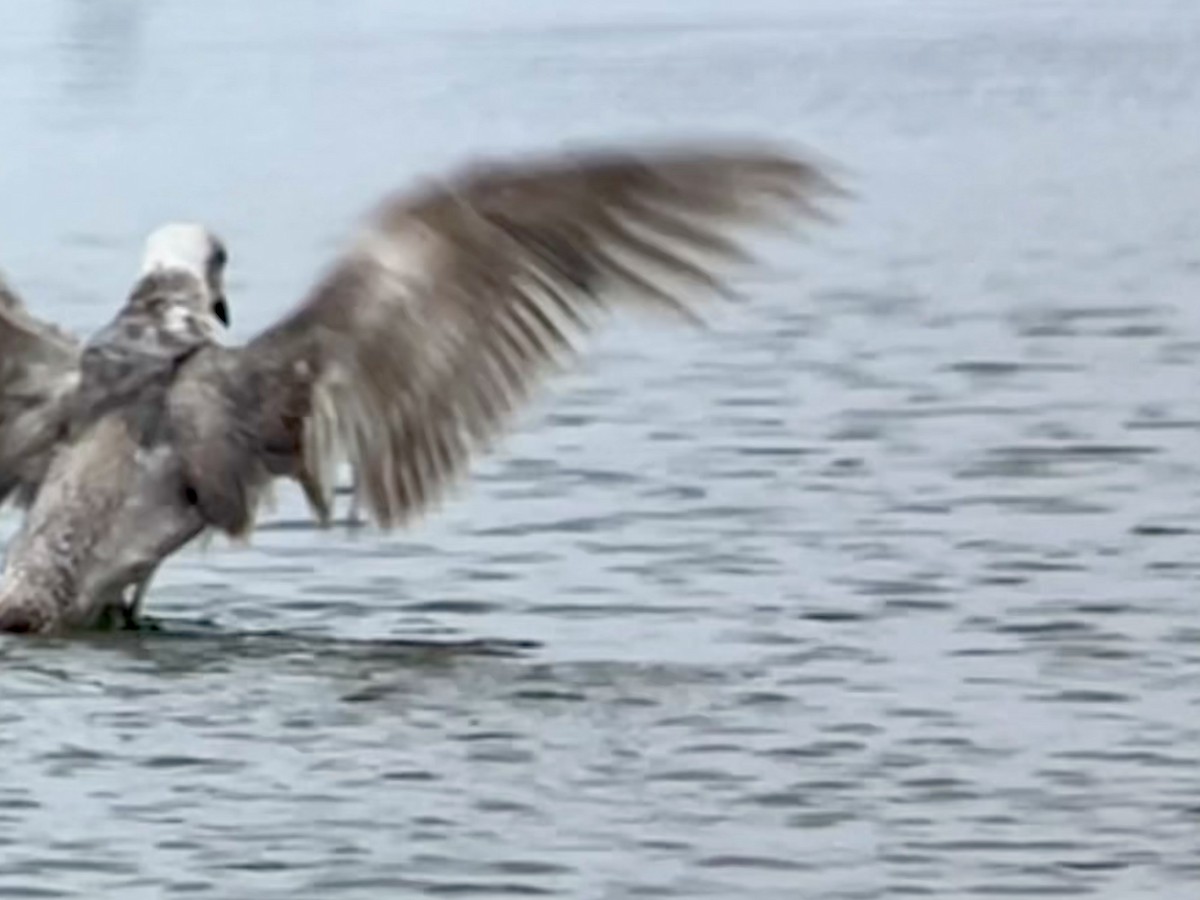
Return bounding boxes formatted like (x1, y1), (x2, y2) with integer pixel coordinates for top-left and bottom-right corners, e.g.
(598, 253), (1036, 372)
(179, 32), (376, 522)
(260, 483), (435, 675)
(210, 143), (844, 532)
(0, 274), (81, 507)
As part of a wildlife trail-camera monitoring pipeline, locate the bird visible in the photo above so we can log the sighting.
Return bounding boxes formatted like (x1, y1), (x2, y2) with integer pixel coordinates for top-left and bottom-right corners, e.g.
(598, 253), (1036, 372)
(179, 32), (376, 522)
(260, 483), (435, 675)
(0, 142), (843, 635)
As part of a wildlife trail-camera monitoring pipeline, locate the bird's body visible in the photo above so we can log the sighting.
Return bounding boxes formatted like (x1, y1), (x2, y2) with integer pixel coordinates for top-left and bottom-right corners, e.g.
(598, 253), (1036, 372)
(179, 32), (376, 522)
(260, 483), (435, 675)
(0, 142), (841, 634)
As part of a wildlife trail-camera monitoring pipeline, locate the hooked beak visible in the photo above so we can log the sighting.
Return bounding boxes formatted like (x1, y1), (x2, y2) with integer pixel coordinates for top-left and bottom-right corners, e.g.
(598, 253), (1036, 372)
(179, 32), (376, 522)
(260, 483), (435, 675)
(213, 296), (229, 326)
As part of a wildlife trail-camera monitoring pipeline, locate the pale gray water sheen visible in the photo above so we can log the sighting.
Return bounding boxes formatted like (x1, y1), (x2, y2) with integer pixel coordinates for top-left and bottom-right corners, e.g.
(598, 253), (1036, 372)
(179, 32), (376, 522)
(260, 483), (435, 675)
(2, 1), (1200, 897)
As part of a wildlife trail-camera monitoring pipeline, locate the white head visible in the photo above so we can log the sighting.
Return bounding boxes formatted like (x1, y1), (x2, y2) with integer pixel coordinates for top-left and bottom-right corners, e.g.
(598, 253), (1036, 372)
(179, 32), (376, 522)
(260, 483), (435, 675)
(140, 222), (230, 325)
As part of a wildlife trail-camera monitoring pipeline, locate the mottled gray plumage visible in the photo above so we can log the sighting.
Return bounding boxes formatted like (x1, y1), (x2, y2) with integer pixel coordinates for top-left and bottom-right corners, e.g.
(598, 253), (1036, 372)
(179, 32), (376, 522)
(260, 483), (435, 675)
(0, 275), (81, 508)
(0, 143), (843, 634)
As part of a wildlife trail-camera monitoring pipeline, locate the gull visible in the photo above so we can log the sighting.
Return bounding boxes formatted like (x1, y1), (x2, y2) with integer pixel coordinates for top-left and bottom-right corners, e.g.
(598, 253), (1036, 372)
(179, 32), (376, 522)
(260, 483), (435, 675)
(0, 142), (841, 634)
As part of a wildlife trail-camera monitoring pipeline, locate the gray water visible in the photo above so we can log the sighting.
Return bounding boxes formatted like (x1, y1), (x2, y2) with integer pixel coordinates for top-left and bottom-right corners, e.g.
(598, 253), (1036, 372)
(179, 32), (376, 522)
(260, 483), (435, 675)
(2, 1), (1200, 896)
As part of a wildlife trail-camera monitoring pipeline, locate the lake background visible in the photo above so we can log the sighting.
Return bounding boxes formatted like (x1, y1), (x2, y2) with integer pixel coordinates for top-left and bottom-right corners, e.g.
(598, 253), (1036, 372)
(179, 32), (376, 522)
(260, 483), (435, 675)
(1, 1), (1199, 897)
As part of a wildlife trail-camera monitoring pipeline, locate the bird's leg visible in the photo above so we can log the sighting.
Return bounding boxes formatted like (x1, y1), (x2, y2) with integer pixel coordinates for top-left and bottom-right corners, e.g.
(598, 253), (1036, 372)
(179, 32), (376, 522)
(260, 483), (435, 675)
(346, 470), (362, 527)
(122, 564), (160, 630)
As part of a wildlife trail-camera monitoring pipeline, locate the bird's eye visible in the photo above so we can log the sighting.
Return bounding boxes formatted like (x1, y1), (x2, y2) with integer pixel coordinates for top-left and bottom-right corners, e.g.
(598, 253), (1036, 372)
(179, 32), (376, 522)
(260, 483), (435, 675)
(182, 484), (200, 506)
(211, 245), (228, 269)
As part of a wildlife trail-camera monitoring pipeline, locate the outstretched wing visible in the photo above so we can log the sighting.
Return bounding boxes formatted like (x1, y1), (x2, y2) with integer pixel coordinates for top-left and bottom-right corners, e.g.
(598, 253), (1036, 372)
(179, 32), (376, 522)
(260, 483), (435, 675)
(0, 273), (82, 507)
(173, 143), (843, 535)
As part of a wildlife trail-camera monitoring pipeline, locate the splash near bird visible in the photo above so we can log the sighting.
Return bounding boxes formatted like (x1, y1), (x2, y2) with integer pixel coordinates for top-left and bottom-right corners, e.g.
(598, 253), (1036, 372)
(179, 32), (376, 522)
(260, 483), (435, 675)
(0, 143), (843, 634)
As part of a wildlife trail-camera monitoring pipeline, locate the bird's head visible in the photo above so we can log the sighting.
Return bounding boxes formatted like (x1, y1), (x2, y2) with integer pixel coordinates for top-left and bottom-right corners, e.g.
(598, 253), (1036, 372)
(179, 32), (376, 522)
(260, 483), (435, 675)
(140, 222), (230, 328)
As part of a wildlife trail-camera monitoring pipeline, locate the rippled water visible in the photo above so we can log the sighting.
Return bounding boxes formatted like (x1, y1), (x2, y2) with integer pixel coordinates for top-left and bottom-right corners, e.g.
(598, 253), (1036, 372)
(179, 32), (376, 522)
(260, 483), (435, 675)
(3, 1), (1200, 896)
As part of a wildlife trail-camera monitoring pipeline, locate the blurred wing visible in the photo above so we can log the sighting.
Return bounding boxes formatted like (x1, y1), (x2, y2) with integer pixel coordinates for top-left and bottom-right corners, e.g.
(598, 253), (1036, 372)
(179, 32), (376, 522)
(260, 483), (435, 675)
(0, 274), (82, 507)
(196, 144), (843, 533)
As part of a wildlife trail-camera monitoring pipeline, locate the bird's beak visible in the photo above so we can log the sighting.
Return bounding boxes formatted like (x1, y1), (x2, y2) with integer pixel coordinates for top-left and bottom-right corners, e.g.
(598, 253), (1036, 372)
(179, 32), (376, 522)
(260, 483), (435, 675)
(213, 296), (229, 326)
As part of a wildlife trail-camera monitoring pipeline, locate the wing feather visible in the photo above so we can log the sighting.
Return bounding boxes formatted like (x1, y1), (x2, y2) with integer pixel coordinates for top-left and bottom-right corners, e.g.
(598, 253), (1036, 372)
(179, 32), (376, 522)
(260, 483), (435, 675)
(190, 143), (844, 533)
(0, 274), (81, 507)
